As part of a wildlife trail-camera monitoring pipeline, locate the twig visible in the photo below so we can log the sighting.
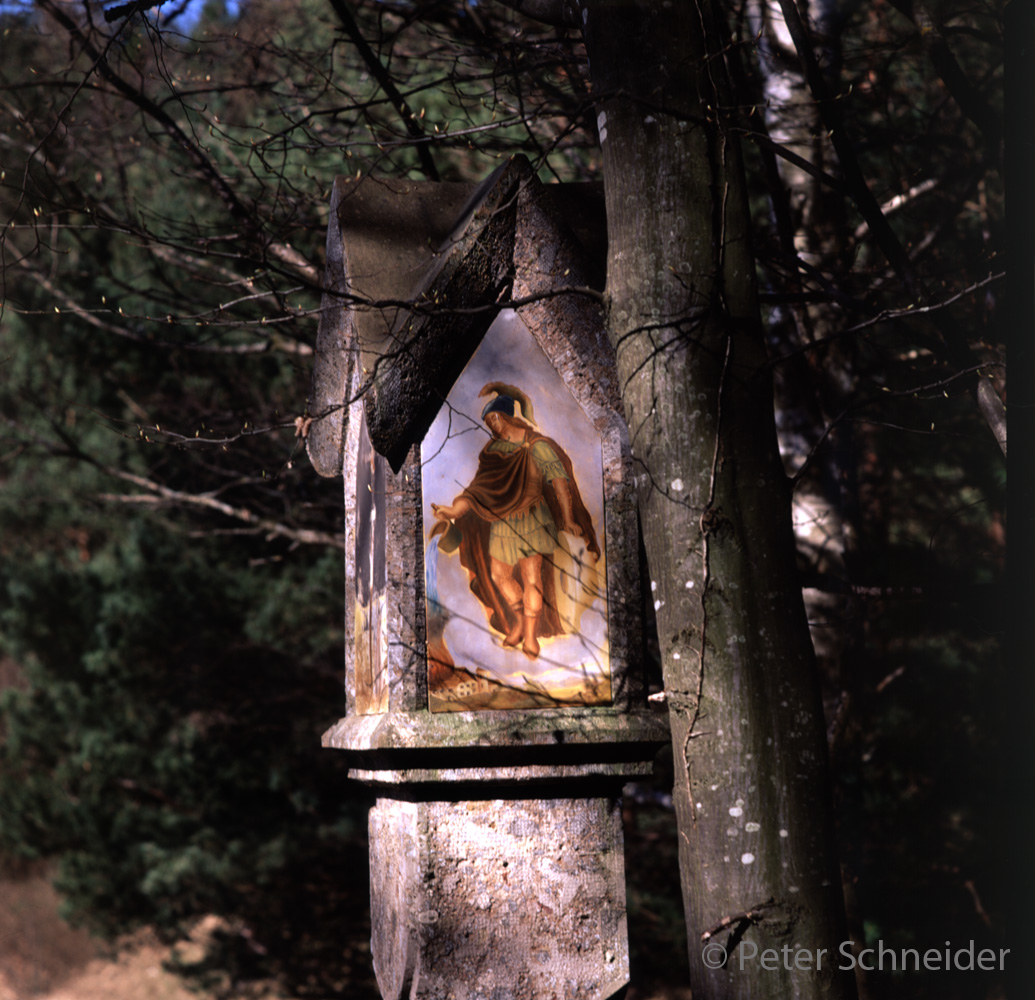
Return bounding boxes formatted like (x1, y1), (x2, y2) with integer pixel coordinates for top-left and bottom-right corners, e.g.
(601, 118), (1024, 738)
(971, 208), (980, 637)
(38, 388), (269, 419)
(701, 899), (779, 941)
(327, 0), (440, 181)
(854, 178), (939, 240)
(771, 273), (1005, 371)
(97, 470), (345, 550)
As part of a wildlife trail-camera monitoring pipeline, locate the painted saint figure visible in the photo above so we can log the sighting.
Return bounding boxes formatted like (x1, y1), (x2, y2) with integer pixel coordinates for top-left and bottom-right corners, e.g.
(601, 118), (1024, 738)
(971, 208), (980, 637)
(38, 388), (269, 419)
(430, 382), (600, 659)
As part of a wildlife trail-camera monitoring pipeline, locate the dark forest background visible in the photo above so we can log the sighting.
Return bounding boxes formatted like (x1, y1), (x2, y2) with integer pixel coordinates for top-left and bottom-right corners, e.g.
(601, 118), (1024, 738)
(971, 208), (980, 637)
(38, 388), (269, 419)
(0, 0), (1010, 997)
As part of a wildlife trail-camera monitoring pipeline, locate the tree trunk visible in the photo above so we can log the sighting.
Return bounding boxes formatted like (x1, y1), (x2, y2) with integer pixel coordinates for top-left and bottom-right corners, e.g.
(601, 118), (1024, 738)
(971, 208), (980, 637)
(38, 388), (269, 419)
(498, 0), (856, 994)
(578, 2), (855, 996)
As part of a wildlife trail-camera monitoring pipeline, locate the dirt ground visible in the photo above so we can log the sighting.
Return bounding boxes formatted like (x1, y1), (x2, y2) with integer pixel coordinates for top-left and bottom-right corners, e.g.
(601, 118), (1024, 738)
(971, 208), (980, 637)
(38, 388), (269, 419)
(0, 864), (690, 1000)
(0, 867), (203, 1000)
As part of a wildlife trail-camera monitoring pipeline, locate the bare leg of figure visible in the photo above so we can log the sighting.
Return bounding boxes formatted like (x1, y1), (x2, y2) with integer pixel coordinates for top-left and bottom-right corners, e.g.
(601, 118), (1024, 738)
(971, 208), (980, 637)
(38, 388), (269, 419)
(490, 557), (525, 646)
(517, 554), (544, 658)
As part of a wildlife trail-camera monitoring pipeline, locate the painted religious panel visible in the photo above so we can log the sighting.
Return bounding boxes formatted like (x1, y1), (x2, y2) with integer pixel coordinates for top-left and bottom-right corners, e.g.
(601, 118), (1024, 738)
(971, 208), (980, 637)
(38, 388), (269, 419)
(354, 411), (389, 715)
(422, 311), (611, 712)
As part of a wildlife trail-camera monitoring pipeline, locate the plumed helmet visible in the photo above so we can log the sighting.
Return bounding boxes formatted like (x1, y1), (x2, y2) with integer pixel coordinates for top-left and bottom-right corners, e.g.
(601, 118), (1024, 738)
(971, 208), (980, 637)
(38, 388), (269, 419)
(481, 394), (516, 420)
(478, 382), (535, 424)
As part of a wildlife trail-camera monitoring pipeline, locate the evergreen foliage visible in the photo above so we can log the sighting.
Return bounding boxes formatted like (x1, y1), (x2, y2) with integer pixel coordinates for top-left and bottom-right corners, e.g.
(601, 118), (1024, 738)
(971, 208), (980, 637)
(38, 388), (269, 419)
(0, 0), (1007, 996)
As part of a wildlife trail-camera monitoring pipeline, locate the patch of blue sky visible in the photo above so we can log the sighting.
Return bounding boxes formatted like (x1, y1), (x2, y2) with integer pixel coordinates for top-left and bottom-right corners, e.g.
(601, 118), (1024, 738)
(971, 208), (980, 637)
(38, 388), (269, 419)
(0, 0), (240, 31)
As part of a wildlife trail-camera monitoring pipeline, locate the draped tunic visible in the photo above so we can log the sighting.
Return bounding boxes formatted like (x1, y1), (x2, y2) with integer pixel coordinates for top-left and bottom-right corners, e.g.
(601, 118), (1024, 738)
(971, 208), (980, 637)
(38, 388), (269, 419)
(443, 430), (600, 641)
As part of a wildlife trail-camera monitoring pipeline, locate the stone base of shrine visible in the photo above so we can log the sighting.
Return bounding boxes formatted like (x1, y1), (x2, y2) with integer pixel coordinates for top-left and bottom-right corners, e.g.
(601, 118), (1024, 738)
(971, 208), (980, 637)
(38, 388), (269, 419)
(367, 795), (629, 1000)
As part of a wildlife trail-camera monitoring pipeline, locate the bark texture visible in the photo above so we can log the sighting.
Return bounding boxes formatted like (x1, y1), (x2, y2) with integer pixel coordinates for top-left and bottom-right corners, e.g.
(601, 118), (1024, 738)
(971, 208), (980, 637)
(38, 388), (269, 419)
(577, 1), (855, 996)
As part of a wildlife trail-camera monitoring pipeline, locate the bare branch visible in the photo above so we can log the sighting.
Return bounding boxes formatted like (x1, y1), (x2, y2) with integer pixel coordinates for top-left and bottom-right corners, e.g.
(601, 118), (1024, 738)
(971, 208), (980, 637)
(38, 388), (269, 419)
(494, 0), (582, 28)
(854, 178), (939, 240)
(13, 256), (312, 356)
(97, 468), (344, 550)
(888, 0), (1003, 167)
(34, 0), (320, 284)
(326, 0), (440, 181)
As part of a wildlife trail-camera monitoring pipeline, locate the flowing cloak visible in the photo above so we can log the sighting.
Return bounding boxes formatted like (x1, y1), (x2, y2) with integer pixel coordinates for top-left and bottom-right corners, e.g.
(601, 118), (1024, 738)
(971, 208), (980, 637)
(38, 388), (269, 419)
(437, 431), (600, 641)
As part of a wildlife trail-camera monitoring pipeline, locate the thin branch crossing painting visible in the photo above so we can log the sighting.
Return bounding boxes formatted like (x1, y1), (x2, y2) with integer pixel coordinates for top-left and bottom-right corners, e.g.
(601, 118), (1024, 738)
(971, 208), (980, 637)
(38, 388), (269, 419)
(422, 311), (611, 711)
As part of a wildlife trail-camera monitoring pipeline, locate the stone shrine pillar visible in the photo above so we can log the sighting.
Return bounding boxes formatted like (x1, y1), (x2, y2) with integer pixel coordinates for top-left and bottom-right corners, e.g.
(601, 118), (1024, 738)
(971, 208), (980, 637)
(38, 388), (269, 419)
(309, 157), (668, 1000)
